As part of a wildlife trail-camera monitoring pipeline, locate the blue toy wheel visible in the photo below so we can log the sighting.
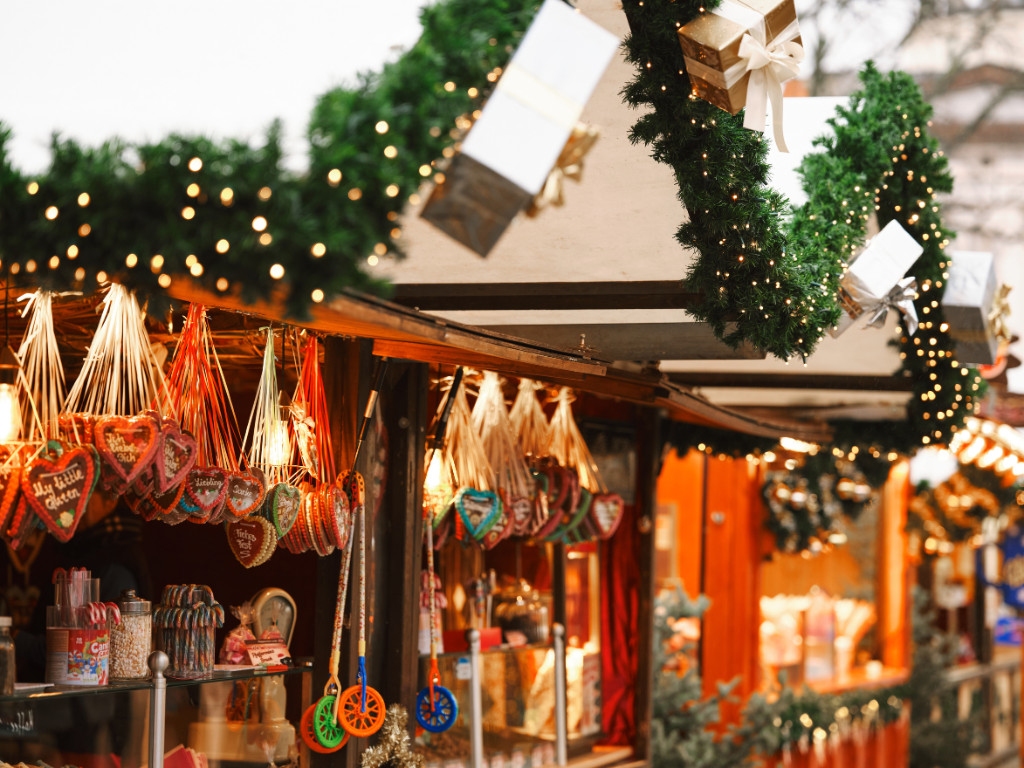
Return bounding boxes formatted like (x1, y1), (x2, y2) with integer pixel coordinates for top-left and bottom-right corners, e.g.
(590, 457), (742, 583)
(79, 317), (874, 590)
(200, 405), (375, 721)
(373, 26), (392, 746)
(416, 684), (458, 733)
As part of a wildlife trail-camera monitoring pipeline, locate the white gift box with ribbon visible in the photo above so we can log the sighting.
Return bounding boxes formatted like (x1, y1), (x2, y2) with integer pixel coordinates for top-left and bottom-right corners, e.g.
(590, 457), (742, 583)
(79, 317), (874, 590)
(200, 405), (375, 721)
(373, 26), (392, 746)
(460, 0), (619, 197)
(830, 219), (923, 337)
(942, 251), (1002, 365)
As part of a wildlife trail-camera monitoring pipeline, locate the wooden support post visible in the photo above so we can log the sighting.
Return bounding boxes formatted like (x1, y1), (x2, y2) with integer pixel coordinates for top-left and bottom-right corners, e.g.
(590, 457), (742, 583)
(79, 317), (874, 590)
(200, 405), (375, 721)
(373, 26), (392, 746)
(380, 361), (429, 729)
(314, 337), (363, 768)
(634, 407), (661, 765)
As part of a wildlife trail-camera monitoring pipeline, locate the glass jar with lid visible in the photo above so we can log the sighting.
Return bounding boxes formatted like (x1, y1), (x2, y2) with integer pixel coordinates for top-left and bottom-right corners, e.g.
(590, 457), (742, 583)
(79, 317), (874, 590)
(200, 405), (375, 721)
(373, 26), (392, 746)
(109, 589), (152, 680)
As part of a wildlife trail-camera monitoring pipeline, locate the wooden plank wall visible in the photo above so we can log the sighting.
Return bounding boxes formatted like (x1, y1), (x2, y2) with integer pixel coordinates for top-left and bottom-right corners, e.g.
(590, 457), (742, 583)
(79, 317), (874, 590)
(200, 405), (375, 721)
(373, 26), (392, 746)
(701, 455), (765, 722)
(655, 449), (704, 599)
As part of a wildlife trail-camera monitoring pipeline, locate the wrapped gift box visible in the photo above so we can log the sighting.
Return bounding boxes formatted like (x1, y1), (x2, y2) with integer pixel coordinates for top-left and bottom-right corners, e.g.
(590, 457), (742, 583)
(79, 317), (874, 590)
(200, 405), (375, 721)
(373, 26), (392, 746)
(942, 251), (999, 365)
(421, 0), (619, 256)
(678, 0), (801, 116)
(830, 220), (922, 337)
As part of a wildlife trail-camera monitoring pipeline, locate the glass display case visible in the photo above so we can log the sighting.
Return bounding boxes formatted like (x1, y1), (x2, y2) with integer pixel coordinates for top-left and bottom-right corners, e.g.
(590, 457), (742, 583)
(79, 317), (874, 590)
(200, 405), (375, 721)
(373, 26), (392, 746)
(0, 664), (311, 768)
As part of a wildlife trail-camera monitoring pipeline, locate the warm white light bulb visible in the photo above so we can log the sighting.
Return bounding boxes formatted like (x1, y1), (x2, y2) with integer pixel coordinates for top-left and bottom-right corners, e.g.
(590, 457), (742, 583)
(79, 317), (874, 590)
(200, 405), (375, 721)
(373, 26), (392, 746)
(425, 450), (444, 490)
(0, 384), (22, 442)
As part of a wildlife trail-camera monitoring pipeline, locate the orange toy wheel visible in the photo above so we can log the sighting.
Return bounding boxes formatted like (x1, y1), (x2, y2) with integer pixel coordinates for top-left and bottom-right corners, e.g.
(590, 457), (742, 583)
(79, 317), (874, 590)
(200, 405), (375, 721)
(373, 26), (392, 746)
(336, 684), (386, 736)
(301, 703), (349, 753)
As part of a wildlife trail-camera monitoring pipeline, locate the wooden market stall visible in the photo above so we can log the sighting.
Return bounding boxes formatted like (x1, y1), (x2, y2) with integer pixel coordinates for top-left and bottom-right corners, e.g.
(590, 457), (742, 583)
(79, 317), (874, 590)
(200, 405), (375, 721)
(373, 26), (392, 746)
(0, 281), (824, 768)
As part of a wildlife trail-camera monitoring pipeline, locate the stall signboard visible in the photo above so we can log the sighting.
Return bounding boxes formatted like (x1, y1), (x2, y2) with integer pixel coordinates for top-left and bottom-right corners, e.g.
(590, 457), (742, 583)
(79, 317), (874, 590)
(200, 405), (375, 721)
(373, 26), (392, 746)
(997, 527), (1024, 608)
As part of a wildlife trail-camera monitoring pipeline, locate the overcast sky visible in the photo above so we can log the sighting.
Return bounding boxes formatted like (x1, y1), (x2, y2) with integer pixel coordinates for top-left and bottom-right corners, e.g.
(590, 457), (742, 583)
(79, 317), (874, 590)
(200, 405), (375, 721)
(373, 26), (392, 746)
(0, 0), (430, 174)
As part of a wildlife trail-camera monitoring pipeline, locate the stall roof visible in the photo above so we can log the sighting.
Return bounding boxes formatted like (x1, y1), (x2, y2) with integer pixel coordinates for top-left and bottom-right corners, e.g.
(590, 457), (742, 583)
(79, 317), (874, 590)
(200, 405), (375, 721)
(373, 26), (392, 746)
(164, 281), (832, 442)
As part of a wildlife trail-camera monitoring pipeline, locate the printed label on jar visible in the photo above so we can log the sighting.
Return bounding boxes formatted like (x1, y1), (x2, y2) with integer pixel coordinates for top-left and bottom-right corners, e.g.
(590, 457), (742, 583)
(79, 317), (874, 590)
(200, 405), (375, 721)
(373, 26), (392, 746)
(45, 628), (109, 685)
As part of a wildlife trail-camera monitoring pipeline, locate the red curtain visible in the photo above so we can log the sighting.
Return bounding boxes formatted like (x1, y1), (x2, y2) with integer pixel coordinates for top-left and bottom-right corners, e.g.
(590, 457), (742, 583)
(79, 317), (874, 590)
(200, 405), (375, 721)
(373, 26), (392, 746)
(599, 494), (641, 744)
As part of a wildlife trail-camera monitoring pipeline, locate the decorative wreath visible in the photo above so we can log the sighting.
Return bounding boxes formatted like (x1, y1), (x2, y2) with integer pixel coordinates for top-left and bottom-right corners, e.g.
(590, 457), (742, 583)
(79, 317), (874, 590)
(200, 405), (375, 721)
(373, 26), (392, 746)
(622, 0), (985, 445)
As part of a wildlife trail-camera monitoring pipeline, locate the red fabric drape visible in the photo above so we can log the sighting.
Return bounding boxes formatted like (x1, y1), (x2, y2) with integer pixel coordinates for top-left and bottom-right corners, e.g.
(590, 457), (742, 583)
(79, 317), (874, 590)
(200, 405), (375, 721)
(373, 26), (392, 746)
(599, 494), (641, 744)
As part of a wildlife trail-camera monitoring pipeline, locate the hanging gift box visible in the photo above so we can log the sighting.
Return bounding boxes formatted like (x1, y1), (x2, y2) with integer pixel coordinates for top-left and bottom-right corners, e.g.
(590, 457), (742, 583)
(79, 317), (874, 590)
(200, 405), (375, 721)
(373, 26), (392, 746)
(678, 0), (803, 151)
(942, 251), (1010, 366)
(829, 220), (923, 338)
(420, 0), (618, 256)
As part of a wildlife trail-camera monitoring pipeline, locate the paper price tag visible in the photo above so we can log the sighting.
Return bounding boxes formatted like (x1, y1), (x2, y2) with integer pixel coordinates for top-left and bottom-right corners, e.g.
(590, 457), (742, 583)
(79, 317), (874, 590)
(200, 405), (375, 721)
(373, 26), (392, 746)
(455, 657), (472, 680)
(245, 639), (290, 666)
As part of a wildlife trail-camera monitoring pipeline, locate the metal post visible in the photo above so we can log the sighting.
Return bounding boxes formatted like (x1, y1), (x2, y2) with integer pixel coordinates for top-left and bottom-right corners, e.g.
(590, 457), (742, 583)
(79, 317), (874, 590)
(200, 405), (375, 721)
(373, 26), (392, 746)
(148, 651), (169, 768)
(553, 623), (567, 767)
(467, 629), (484, 768)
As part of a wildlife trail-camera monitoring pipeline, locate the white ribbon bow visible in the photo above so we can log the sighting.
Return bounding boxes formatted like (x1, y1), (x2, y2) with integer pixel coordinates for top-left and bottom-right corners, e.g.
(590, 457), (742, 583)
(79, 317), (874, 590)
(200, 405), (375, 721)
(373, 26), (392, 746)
(864, 276), (920, 336)
(738, 34), (804, 153)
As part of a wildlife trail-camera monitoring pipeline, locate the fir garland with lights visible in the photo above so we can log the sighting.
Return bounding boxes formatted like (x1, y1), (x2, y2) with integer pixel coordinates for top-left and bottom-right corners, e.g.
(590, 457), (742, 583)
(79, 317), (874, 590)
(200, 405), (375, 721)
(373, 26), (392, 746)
(0, 0), (539, 316)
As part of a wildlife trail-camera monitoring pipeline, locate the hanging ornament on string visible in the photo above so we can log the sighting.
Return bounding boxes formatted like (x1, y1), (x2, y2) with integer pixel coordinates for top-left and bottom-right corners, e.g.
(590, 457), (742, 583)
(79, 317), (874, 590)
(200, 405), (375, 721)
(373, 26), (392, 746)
(509, 378), (550, 460)
(242, 327), (301, 541)
(163, 304), (249, 528)
(471, 371), (531, 549)
(423, 368), (463, 543)
(17, 291), (67, 442)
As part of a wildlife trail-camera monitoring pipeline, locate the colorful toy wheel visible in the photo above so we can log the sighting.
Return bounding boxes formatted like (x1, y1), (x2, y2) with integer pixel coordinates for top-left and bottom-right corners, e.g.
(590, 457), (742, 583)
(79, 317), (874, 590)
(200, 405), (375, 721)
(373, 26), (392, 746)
(314, 695), (349, 749)
(416, 684), (458, 733)
(337, 684), (386, 736)
(301, 704), (347, 753)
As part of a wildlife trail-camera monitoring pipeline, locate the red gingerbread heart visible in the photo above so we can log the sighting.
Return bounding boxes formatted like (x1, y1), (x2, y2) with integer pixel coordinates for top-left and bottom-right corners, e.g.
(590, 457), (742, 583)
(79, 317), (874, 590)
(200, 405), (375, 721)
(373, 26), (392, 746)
(225, 516), (277, 568)
(185, 467), (229, 514)
(21, 447), (97, 543)
(225, 469), (266, 518)
(156, 423), (198, 493)
(4, 496), (35, 549)
(94, 415), (160, 485)
(589, 494), (625, 539)
(0, 464), (22, 538)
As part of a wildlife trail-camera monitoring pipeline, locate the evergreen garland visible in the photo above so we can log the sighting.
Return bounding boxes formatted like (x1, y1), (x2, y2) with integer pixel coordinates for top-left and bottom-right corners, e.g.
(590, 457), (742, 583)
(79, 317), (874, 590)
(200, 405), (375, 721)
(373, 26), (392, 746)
(0, 0), (539, 317)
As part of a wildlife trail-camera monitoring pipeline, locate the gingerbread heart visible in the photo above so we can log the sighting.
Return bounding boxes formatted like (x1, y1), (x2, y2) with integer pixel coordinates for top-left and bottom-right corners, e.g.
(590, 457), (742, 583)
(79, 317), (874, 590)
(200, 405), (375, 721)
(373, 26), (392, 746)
(269, 483), (301, 538)
(185, 467), (229, 513)
(21, 447), (97, 542)
(156, 423), (198, 493)
(0, 464), (22, 537)
(94, 415), (160, 485)
(455, 488), (502, 542)
(226, 516), (277, 568)
(226, 469), (266, 518)
(4, 496), (35, 549)
(507, 495), (533, 538)
(590, 493), (625, 539)
(482, 508), (513, 550)
(151, 482), (186, 517)
(132, 467), (155, 497)
(548, 488), (592, 543)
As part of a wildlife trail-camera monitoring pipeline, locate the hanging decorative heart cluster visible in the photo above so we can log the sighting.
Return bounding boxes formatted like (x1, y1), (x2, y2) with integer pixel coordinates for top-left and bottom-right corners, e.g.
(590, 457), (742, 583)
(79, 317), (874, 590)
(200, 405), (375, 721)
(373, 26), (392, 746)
(426, 372), (625, 551)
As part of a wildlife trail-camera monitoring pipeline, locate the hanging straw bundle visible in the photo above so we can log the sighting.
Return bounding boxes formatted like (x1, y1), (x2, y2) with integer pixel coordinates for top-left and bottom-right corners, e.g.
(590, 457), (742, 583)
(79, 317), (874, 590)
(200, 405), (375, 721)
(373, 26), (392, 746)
(18, 291), (65, 441)
(290, 334), (333, 483)
(65, 284), (171, 416)
(545, 387), (606, 494)
(437, 373), (493, 491)
(508, 378), (549, 459)
(471, 371), (532, 499)
(242, 328), (294, 485)
(165, 304), (242, 468)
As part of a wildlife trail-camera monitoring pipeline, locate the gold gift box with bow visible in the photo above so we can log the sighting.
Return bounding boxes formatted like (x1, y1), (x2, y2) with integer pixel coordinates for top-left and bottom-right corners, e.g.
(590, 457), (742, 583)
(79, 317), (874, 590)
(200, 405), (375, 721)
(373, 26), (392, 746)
(678, 0), (801, 115)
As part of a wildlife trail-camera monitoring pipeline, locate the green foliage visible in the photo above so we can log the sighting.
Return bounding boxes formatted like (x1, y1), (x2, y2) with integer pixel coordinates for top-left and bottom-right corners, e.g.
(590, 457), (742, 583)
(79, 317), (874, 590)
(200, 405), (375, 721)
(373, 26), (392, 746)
(662, 420), (778, 461)
(652, 587), (977, 766)
(0, 0), (539, 317)
(621, 0), (842, 362)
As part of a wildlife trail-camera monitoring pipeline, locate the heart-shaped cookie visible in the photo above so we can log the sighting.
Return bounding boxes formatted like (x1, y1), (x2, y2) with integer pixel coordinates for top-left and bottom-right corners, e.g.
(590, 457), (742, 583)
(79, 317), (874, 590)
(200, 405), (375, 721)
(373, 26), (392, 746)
(21, 446), (97, 542)
(481, 507), (513, 550)
(226, 469), (266, 518)
(507, 495), (533, 538)
(0, 464), (22, 537)
(156, 423), (198, 493)
(185, 467), (229, 514)
(548, 488), (592, 543)
(4, 496), (35, 549)
(454, 488), (502, 542)
(269, 483), (301, 537)
(151, 482), (186, 518)
(321, 483), (350, 550)
(590, 493), (625, 539)
(95, 415), (160, 485)
(225, 516), (277, 568)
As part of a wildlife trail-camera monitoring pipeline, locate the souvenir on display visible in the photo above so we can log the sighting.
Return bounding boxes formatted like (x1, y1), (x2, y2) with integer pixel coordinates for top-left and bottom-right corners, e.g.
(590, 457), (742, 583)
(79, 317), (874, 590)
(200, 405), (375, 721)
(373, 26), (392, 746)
(942, 251), (1010, 366)
(471, 371), (532, 549)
